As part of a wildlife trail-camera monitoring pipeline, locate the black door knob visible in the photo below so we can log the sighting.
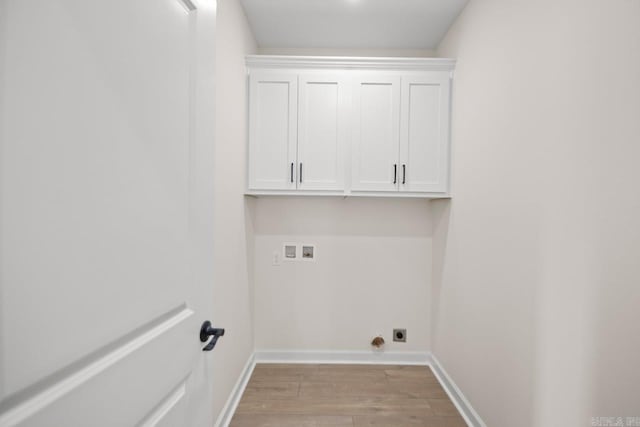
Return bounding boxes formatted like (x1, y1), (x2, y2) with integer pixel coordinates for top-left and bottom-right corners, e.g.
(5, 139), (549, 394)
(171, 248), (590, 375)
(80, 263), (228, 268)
(200, 321), (225, 352)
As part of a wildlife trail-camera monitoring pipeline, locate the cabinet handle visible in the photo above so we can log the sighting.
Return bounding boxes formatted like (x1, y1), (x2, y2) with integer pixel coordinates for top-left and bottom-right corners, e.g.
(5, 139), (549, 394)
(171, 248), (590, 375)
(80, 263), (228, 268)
(393, 164), (397, 184)
(299, 163), (303, 183)
(402, 164), (406, 185)
(290, 162), (294, 183)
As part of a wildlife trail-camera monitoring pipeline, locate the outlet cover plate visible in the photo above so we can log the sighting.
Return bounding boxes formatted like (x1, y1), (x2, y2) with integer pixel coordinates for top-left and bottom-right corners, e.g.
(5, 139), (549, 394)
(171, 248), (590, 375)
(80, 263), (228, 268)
(301, 244), (316, 261)
(283, 243), (297, 261)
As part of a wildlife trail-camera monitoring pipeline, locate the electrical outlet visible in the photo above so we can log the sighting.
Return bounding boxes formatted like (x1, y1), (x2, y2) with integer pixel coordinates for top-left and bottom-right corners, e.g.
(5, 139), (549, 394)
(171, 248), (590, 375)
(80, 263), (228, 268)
(283, 244), (297, 260)
(302, 244), (316, 261)
(393, 329), (407, 342)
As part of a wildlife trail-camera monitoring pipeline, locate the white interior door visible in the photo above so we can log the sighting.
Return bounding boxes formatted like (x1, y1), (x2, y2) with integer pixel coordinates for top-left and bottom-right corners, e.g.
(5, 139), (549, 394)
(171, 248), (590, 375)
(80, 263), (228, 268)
(297, 74), (349, 191)
(400, 73), (451, 193)
(0, 1), (218, 426)
(351, 75), (401, 192)
(248, 72), (298, 191)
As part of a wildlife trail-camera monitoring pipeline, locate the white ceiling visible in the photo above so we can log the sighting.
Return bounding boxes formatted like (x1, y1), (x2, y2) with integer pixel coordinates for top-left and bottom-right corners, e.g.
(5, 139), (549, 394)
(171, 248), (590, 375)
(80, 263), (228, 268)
(239, 0), (469, 50)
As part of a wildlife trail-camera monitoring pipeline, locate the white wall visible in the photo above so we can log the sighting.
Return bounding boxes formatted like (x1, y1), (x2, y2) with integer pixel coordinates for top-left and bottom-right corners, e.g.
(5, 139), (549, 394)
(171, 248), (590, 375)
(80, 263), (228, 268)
(434, 0), (640, 425)
(253, 197), (433, 353)
(250, 46), (435, 356)
(212, 0), (256, 423)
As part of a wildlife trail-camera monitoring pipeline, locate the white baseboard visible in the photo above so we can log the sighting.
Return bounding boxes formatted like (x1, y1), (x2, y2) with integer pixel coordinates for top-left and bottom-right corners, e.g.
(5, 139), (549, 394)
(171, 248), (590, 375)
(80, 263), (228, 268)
(214, 353), (256, 427)
(218, 350), (485, 427)
(427, 353), (486, 427)
(254, 350), (430, 365)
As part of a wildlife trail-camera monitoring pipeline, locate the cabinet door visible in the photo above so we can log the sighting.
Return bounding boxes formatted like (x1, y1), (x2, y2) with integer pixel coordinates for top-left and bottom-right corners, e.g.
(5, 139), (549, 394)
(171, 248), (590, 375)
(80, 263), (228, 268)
(400, 73), (451, 193)
(351, 75), (401, 192)
(248, 72), (298, 190)
(297, 74), (349, 191)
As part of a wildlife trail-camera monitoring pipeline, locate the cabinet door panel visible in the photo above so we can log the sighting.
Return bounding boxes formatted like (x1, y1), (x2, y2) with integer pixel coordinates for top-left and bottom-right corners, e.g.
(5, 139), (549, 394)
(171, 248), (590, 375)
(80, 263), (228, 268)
(351, 75), (401, 192)
(248, 72), (297, 190)
(400, 73), (451, 193)
(298, 74), (349, 190)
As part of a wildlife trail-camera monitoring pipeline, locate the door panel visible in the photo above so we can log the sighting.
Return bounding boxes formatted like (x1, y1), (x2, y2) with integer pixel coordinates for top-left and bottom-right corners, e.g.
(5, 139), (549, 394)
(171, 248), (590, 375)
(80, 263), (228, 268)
(400, 74), (451, 193)
(139, 381), (188, 427)
(248, 72), (298, 190)
(297, 74), (349, 191)
(0, 0), (216, 426)
(3, 307), (194, 427)
(351, 75), (401, 192)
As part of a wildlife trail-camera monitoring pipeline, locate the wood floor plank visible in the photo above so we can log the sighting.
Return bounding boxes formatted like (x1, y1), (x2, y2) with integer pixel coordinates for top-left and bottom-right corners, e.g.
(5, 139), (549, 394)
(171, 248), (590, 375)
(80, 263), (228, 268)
(301, 372), (389, 385)
(299, 380), (447, 399)
(353, 415), (467, 427)
(236, 397), (434, 417)
(254, 363), (319, 372)
(428, 399), (461, 416)
(230, 414), (354, 427)
(299, 382), (396, 398)
(249, 372), (303, 383)
(384, 366), (438, 381)
(386, 380), (449, 399)
(242, 381), (300, 399)
(316, 364), (393, 372)
(250, 364), (317, 383)
(232, 364), (466, 425)
(302, 369), (388, 384)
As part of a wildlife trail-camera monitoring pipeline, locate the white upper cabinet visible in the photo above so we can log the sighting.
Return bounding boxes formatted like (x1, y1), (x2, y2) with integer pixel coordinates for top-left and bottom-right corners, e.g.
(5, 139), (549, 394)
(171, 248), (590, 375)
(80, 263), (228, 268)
(400, 73), (451, 193)
(297, 74), (349, 190)
(248, 71), (298, 190)
(351, 75), (401, 192)
(246, 56), (455, 198)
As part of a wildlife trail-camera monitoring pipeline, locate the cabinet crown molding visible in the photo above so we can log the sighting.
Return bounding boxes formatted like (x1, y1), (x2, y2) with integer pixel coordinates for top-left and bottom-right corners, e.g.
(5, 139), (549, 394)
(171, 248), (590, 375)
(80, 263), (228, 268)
(246, 55), (456, 71)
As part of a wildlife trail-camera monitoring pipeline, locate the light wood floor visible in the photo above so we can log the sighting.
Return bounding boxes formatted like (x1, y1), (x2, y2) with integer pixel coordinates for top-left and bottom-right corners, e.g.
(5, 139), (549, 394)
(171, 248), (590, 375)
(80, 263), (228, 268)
(230, 364), (467, 427)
